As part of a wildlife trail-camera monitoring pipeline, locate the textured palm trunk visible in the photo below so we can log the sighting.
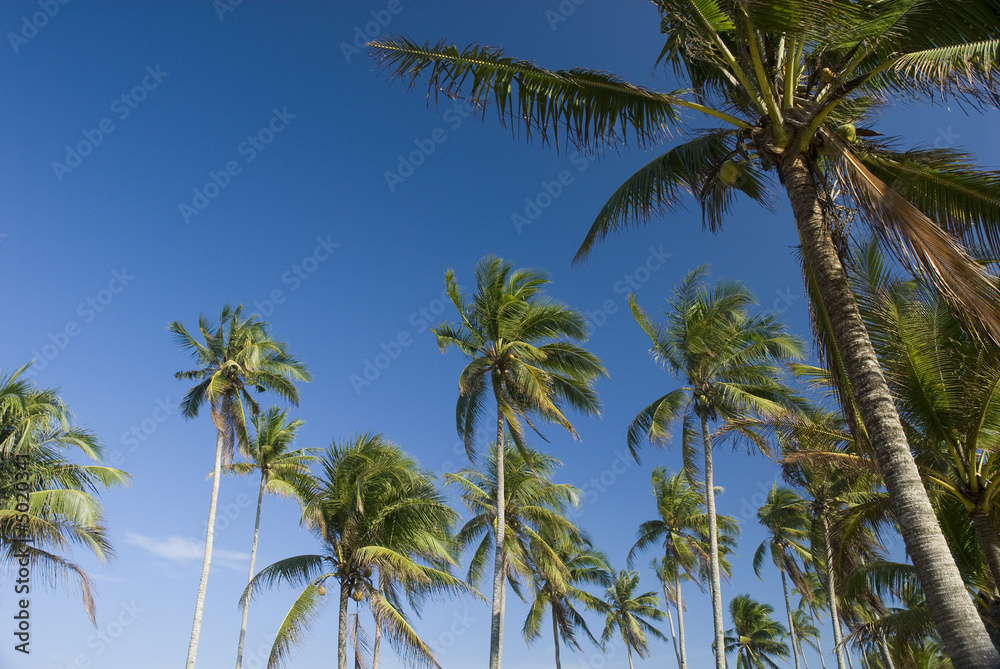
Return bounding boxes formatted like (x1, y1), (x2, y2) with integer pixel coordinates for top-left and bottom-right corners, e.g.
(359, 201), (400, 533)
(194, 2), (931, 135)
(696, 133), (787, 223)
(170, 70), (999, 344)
(235, 471), (266, 669)
(781, 566), (802, 669)
(811, 610), (827, 669)
(972, 511), (1000, 590)
(373, 617), (381, 669)
(844, 627), (856, 669)
(673, 555), (687, 669)
(699, 411), (727, 669)
(821, 513), (847, 669)
(880, 635), (896, 669)
(781, 155), (999, 669)
(552, 609), (562, 669)
(663, 581), (680, 668)
(185, 428), (225, 669)
(626, 645), (635, 669)
(339, 576), (350, 669)
(489, 407), (506, 669)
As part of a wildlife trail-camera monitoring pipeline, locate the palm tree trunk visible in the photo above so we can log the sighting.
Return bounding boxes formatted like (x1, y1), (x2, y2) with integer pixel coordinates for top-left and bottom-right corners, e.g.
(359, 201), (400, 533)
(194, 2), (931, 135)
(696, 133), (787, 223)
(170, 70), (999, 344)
(339, 576), (350, 669)
(880, 635), (895, 669)
(844, 627), (855, 669)
(235, 471), (266, 669)
(663, 581), (680, 668)
(627, 645), (635, 669)
(782, 567), (802, 669)
(185, 428), (225, 669)
(820, 513), (847, 669)
(802, 640), (811, 669)
(673, 555), (687, 669)
(810, 609), (827, 669)
(972, 511), (1000, 590)
(781, 155), (1000, 669)
(373, 616), (381, 669)
(489, 407), (506, 669)
(552, 608), (562, 669)
(699, 411), (727, 669)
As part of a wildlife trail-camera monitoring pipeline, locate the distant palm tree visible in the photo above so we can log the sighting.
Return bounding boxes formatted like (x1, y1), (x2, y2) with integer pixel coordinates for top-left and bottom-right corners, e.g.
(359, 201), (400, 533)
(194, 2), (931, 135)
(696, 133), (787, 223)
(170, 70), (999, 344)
(791, 609), (822, 669)
(0, 364), (128, 623)
(725, 594), (790, 669)
(627, 266), (803, 663)
(171, 305), (310, 669)
(597, 570), (667, 669)
(434, 256), (606, 669)
(243, 433), (470, 669)
(226, 407), (318, 669)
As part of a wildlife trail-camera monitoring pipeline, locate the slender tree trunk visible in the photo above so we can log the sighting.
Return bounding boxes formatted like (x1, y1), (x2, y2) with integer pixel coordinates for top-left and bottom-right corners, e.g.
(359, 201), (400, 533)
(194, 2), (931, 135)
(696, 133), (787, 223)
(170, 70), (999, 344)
(373, 615), (381, 669)
(663, 579), (681, 669)
(339, 576), (350, 669)
(186, 429), (225, 669)
(844, 626), (855, 669)
(673, 554), (687, 669)
(802, 640), (811, 669)
(627, 645), (635, 669)
(880, 635), (895, 669)
(552, 608), (562, 669)
(781, 155), (999, 669)
(782, 566), (802, 669)
(811, 609), (827, 669)
(699, 411), (727, 669)
(972, 511), (1000, 590)
(821, 513), (847, 669)
(235, 471), (266, 669)
(489, 407), (506, 669)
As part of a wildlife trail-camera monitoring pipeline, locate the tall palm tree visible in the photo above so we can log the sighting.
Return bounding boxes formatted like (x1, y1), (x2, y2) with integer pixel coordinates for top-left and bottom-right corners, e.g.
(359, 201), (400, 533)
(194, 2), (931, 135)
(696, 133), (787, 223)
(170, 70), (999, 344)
(170, 305), (310, 669)
(243, 432), (470, 669)
(791, 608), (822, 669)
(0, 364), (128, 623)
(725, 594), (791, 669)
(369, 5), (1000, 663)
(754, 485), (813, 669)
(626, 266), (802, 666)
(224, 407), (319, 669)
(433, 256), (606, 669)
(523, 530), (611, 669)
(628, 467), (739, 669)
(597, 569), (668, 669)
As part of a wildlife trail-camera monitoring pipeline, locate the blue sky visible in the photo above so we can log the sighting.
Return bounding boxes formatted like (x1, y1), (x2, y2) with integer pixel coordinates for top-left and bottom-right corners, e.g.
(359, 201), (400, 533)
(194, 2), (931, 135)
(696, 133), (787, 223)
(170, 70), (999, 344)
(2, 2), (997, 668)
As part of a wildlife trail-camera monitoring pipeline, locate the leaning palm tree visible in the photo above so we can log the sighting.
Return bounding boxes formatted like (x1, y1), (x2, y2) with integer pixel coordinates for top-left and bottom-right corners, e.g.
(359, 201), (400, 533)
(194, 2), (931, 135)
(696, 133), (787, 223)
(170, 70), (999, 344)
(597, 570), (668, 669)
(754, 485), (813, 669)
(243, 432), (470, 669)
(626, 266), (802, 665)
(170, 305), (310, 669)
(725, 594), (791, 669)
(628, 467), (739, 669)
(369, 4), (1000, 663)
(0, 364), (128, 623)
(225, 407), (319, 669)
(433, 256), (606, 669)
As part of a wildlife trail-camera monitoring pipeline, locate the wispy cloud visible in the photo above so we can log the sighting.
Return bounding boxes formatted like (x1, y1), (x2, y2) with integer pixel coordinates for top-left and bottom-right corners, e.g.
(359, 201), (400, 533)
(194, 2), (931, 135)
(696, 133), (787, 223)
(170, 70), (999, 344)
(125, 532), (249, 570)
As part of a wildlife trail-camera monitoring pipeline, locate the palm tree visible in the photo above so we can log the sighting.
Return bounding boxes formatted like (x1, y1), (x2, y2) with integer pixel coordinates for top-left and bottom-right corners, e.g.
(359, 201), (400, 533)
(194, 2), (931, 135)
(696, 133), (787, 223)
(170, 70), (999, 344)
(628, 467), (739, 669)
(754, 485), (812, 669)
(625, 266), (802, 666)
(433, 256), (606, 669)
(0, 364), (128, 623)
(791, 609), (822, 669)
(170, 304), (310, 669)
(225, 407), (319, 669)
(725, 594), (791, 669)
(597, 569), (668, 669)
(523, 530), (611, 669)
(243, 432), (470, 669)
(369, 5), (1000, 662)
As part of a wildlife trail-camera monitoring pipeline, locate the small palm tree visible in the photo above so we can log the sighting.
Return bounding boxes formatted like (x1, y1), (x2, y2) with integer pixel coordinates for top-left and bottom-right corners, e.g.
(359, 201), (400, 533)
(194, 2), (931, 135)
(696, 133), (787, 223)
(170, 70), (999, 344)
(725, 594), (790, 669)
(434, 256), (606, 669)
(170, 305), (310, 669)
(596, 570), (667, 669)
(791, 609), (822, 669)
(243, 432), (470, 669)
(226, 407), (319, 669)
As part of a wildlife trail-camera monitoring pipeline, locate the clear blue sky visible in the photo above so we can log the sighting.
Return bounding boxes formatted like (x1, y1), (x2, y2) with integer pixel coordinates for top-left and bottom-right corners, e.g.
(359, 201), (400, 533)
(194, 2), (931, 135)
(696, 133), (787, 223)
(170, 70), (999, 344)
(2, 2), (996, 668)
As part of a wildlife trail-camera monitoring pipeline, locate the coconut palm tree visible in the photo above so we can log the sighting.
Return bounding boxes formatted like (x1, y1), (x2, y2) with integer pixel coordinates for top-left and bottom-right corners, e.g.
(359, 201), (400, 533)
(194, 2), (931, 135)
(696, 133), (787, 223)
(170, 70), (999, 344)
(171, 304), (310, 669)
(625, 266), (802, 665)
(243, 432), (470, 669)
(754, 485), (813, 669)
(369, 5), (1000, 662)
(628, 467), (739, 669)
(225, 407), (319, 669)
(725, 594), (791, 669)
(597, 569), (667, 669)
(791, 609), (822, 669)
(433, 256), (606, 669)
(523, 529), (611, 669)
(0, 364), (128, 623)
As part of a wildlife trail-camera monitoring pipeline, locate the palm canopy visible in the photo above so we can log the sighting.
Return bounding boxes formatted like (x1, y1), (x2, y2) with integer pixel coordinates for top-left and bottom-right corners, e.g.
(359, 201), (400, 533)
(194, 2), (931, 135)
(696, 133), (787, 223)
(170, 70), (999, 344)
(433, 255), (606, 461)
(0, 364), (129, 624)
(597, 569), (668, 662)
(724, 594), (791, 669)
(753, 485), (812, 586)
(243, 433), (471, 669)
(221, 406), (317, 499)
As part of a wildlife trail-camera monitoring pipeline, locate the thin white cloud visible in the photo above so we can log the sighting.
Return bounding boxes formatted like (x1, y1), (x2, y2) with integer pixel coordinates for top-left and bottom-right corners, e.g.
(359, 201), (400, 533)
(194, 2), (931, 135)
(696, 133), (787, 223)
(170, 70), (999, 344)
(125, 532), (249, 570)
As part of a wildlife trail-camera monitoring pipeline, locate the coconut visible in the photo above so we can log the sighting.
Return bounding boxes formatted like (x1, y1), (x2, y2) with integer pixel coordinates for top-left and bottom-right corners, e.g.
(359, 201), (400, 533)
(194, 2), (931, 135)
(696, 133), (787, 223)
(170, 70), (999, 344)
(352, 590), (363, 601)
(718, 160), (741, 186)
(317, 585), (326, 596)
(836, 123), (857, 143)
